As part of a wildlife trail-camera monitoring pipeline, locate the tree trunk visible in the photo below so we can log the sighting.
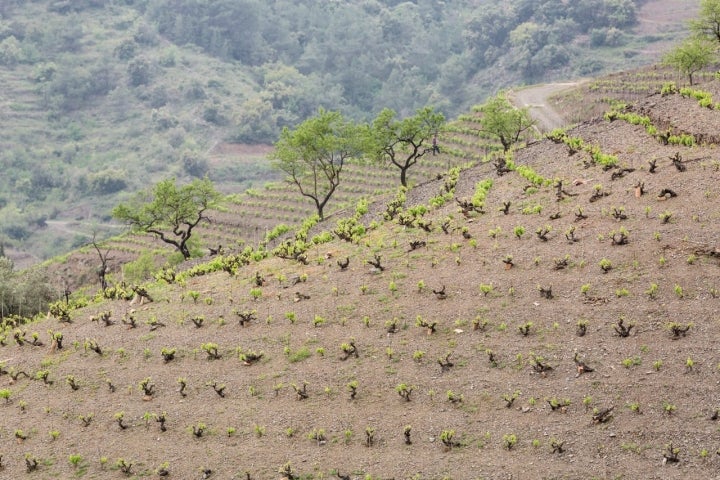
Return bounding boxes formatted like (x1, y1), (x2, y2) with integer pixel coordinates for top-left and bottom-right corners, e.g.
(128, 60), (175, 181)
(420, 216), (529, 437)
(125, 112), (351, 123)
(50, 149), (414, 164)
(179, 243), (191, 260)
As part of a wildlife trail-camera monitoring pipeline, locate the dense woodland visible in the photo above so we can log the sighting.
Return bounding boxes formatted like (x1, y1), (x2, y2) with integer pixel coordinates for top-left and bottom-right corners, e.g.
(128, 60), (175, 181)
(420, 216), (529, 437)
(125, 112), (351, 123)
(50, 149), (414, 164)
(146, 0), (641, 124)
(0, 0), (689, 260)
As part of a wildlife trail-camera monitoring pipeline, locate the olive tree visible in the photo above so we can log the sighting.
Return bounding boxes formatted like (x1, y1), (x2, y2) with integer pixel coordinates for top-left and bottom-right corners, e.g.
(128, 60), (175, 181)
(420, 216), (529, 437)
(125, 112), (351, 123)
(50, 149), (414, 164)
(369, 106), (445, 187)
(478, 93), (535, 152)
(270, 108), (366, 220)
(662, 36), (717, 85)
(112, 177), (222, 260)
(691, 0), (720, 43)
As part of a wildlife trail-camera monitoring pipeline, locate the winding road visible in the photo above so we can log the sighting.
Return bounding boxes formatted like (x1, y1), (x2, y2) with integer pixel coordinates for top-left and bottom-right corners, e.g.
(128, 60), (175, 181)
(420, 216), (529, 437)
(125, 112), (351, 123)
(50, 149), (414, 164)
(508, 81), (586, 132)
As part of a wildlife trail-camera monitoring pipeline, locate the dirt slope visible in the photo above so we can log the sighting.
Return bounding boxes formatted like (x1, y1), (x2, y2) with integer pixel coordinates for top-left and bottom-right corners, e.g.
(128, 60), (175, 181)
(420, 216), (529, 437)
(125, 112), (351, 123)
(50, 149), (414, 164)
(2, 70), (720, 479)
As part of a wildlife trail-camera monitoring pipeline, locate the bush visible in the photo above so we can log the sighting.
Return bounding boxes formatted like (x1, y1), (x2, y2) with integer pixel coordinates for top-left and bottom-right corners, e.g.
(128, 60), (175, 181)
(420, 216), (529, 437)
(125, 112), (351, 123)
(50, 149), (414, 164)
(608, 28), (629, 46)
(472, 179), (493, 208)
(264, 224), (291, 243)
(590, 28), (607, 47)
(122, 251), (159, 284)
(0, 36), (21, 66)
(127, 56), (151, 86)
(0, 258), (57, 320)
(114, 39), (138, 60)
(146, 86), (169, 108)
(202, 103), (226, 125)
(46, 64), (117, 112)
(0, 203), (30, 240)
(334, 217), (365, 243)
(181, 150), (209, 178)
(87, 169), (128, 194)
(32, 63), (58, 83)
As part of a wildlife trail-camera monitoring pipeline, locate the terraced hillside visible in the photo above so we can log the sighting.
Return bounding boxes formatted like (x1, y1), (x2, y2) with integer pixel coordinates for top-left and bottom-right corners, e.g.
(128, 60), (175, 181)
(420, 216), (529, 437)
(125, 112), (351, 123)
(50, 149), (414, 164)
(52, 109), (505, 291)
(549, 67), (719, 124)
(2, 67), (719, 479)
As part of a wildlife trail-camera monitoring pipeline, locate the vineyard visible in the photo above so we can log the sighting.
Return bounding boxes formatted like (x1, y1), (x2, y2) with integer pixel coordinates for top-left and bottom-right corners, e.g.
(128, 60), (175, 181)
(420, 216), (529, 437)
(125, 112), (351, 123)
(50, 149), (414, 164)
(549, 66), (720, 123)
(57, 65), (715, 286)
(3, 63), (720, 478)
(50, 106), (505, 289)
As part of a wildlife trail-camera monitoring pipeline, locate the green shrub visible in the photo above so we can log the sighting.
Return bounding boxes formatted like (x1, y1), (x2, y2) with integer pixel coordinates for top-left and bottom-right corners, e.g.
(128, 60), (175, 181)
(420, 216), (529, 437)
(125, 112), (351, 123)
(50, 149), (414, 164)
(334, 217), (365, 242)
(472, 179), (493, 208)
(122, 250), (159, 284)
(667, 134), (695, 146)
(87, 169), (128, 194)
(311, 231), (333, 244)
(288, 346), (311, 363)
(265, 224), (291, 242)
(660, 82), (677, 96)
(515, 165), (547, 186)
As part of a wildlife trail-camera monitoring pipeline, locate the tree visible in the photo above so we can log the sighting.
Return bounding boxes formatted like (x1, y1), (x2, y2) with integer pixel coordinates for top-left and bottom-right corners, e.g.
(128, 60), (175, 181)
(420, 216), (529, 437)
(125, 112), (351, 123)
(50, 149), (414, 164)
(0, 257), (56, 319)
(112, 177), (222, 260)
(478, 93), (535, 152)
(508, 22), (548, 76)
(604, 0), (637, 28)
(90, 232), (112, 291)
(691, 0), (720, 43)
(463, 7), (514, 66)
(270, 108), (366, 220)
(662, 36), (717, 85)
(127, 56), (151, 87)
(369, 106), (445, 187)
(0, 256), (16, 318)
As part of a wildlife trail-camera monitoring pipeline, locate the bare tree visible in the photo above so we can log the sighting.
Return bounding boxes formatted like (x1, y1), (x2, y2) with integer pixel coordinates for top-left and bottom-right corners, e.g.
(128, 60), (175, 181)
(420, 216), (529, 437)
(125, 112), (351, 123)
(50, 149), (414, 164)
(90, 232), (112, 291)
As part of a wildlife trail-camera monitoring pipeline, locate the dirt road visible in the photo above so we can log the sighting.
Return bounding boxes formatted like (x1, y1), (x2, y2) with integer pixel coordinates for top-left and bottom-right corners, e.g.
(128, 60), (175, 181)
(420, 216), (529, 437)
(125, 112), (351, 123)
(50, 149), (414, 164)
(508, 81), (585, 132)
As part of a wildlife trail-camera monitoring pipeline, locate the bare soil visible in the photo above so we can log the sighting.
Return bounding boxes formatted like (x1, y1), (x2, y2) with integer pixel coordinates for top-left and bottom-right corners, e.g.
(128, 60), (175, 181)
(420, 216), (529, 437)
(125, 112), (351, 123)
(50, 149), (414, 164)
(634, 0), (699, 37)
(3, 69), (720, 479)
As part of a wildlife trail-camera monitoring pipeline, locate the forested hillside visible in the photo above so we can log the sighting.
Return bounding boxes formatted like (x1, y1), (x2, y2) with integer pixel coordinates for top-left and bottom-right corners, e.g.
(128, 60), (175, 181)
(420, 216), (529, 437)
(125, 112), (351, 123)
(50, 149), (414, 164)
(0, 0), (695, 263)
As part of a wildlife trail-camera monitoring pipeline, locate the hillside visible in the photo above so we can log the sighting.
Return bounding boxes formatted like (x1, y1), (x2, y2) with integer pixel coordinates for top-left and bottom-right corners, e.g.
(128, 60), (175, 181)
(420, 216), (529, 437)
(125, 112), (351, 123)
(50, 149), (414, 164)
(0, 65), (719, 479)
(0, 0), (699, 265)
